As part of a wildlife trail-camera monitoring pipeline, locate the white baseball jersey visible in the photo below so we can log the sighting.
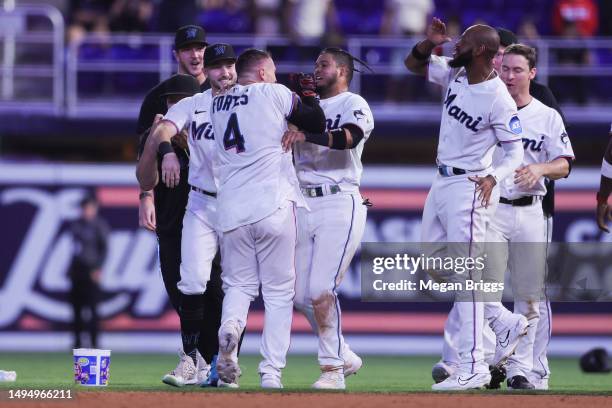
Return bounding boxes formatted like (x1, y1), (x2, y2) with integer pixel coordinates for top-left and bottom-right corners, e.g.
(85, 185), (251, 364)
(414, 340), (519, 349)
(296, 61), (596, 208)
(293, 92), (374, 187)
(210, 82), (305, 232)
(164, 89), (217, 193)
(495, 97), (575, 200)
(428, 55), (522, 171)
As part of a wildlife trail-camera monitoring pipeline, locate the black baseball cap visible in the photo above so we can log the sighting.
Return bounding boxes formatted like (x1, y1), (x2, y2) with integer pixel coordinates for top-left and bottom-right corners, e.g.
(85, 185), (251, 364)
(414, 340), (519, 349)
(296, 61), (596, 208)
(174, 25), (208, 50)
(496, 27), (518, 47)
(159, 74), (201, 98)
(204, 43), (237, 68)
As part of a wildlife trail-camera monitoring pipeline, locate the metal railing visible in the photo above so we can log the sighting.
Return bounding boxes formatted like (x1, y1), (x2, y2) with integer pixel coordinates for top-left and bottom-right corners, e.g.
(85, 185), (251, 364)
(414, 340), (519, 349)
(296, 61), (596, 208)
(0, 3), (64, 115)
(1, 4), (611, 122)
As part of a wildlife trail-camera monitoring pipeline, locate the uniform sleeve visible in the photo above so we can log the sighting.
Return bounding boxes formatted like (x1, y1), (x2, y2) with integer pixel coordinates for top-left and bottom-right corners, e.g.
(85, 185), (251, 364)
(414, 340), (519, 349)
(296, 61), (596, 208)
(490, 94), (522, 143)
(544, 110), (574, 161)
(427, 55), (455, 88)
(339, 95), (374, 140)
(163, 96), (193, 132)
(264, 83), (295, 118)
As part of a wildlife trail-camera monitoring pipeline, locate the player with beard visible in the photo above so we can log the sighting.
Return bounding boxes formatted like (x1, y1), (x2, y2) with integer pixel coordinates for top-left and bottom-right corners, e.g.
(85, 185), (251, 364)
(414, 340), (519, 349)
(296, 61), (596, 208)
(405, 18), (525, 390)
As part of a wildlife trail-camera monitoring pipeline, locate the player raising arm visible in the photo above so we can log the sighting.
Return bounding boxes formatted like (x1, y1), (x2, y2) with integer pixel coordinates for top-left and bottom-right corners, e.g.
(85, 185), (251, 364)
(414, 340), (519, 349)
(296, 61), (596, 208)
(596, 125), (612, 232)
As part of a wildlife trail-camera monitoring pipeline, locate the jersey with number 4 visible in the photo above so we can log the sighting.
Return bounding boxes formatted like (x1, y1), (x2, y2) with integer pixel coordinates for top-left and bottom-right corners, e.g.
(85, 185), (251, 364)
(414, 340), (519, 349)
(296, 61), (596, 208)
(164, 89), (216, 193)
(494, 97), (574, 199)
(428, 55), (522, 171)
(210, 82), (304, 232)
(293, 91), (374, 187)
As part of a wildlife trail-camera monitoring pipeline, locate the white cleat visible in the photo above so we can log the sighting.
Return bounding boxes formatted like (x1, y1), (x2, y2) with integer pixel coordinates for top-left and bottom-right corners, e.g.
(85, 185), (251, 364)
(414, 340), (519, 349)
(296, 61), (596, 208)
(527, 375), (549, 390)
(216, 320), (242, 385)
(431, 372), (491, 391)
(218, 378), (240, 388)
(260, 373), (283, 389)
(312, 369), (346, 390)
(432, 361), (456, 384)
(493, 314), (529, 367)
(196, 351), (211, 385)
(342, 347), (363, 377)
(162, 349), (197, 387)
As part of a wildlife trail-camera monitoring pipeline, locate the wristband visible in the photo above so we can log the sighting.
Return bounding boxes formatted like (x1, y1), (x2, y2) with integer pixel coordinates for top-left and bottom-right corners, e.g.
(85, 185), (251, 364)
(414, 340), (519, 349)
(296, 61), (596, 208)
(158, 141), (174, 156)
(597, 191), (609, 205)
(411, 43), (431, 61)
(139, 191), (152, 200)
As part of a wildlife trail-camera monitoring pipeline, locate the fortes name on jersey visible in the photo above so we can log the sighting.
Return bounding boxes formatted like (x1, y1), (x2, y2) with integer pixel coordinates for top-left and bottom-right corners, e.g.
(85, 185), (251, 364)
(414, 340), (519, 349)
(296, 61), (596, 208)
(444, 87), (482, 132)
(212, 94), (249, 113)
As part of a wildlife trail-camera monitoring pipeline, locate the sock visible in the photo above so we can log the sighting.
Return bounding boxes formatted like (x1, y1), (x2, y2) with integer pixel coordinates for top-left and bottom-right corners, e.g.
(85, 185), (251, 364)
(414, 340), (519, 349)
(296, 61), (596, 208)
(179, 294), (206, 365)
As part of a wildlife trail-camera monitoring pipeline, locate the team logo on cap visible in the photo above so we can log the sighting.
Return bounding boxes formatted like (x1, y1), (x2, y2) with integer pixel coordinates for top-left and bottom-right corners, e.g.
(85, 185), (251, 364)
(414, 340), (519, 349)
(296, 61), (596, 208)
(185, 27), (198, 39)
(215, 44), (227, 55)
(509, 115), (522, 134)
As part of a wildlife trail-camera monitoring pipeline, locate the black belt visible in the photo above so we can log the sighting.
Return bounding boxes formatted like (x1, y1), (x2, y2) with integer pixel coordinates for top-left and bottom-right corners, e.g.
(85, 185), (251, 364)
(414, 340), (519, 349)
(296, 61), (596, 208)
(301, 185), (341, 197)
(438, 166), (466, 176)
(500, 196), (540, 206)
(190, 185), (216, 198)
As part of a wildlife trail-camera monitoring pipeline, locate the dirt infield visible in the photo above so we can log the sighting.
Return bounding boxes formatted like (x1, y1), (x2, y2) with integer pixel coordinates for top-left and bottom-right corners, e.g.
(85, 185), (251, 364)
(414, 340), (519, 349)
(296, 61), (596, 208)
(5, 391), (612, 408)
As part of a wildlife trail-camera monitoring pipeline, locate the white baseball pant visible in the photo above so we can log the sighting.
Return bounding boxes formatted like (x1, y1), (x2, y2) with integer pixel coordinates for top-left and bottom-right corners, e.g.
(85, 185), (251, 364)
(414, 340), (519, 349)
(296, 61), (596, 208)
(293, 191), (367, 368)
(218, 201), (297, 377)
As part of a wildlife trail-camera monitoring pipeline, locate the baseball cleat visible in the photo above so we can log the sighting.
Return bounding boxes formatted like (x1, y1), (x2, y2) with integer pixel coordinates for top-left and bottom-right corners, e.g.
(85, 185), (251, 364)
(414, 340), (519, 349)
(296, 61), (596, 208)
(260, 373), (283, 389)
(485, 365), (507, 389)
(201, 354), (219, 387)
(162, 349), (197, 387)
(432, 361), (455, 384)
(342, 347), (363, 377)
(507, 375), (536, 390)
(217, 321), (242, 385)
(217, 378), (240, 388)
(196, 351), (210, 385)
(526, 375), (549, 390)
(431, 372), (491, 391)
(493, 314), (529, 367)
(312, 369), (346, 390)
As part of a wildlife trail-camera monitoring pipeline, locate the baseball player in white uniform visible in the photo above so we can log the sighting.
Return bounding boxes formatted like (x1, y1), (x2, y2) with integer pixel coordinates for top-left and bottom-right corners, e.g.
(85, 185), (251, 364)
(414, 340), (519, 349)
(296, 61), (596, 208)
(141, 44), (240, 387)
(405, 18), (525, 390)
(596, 123), (612, 233)
(209, 49), (326, 389)
(281, 48), (373, 389)
(434, 44), (575, 390)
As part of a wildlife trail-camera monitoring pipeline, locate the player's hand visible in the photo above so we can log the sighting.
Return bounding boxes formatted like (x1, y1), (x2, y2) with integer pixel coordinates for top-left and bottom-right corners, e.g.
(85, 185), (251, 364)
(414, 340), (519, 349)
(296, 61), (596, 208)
(468, 175), (497, 208)
(138, 193), (156, 231)
(514, 164), (544, 189)
(161, 152), (181, 188)
(150, 114), (164, 133)
(596, 201), (611, 233)
(173, 128), (188, 151)
(282, 129), (306, 152)
(426, 17), (452, 46)
(288, 73), (317, 98)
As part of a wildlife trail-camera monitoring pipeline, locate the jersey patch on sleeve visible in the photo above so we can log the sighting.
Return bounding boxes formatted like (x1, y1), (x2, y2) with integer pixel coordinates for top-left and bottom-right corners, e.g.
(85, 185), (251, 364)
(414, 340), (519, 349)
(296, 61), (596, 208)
(353, 108), (370, 123)
(560, 131), (569, 145)
(509, 115), (522, 135)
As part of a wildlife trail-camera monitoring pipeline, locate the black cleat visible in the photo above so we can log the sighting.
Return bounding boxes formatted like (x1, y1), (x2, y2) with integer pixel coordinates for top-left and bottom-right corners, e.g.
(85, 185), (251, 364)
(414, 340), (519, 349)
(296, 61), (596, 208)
(507, 375), (536, 390)
(486, 365), (507, 389)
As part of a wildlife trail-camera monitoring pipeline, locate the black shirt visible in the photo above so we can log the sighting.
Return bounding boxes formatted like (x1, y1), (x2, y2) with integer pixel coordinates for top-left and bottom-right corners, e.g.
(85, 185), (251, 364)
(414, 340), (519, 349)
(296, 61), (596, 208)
(69, 217), (109, 278)
(137, 79), (209, 236)
(529, 81), (567, 218)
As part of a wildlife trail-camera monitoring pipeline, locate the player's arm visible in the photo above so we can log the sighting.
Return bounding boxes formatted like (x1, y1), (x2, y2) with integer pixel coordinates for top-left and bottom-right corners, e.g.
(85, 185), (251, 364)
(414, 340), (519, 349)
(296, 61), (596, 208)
(596, 132), (612, 232)
(404, 17), (451, 76)
(514, 157), (571, 189)
(138, 190), (156, 231)
(137, 118), (179, 190)
(286, 93), (326, 133)
(282, 124), (364, 151)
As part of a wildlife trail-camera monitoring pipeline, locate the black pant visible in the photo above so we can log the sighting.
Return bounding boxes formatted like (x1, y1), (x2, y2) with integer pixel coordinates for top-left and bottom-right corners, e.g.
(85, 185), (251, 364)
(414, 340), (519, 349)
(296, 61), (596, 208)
(157, 233), (224, 362)
(70, 275), (99, 349)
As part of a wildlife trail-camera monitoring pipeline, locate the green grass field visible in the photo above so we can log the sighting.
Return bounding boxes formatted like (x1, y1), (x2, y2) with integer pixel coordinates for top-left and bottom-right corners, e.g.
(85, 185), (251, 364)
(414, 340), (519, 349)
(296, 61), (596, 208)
(0, 353), (610, 394)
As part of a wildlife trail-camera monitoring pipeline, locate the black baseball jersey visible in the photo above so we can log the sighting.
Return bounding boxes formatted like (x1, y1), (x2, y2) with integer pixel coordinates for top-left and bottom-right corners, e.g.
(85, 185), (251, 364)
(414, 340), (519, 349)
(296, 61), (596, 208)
(136, 79), (209, 236)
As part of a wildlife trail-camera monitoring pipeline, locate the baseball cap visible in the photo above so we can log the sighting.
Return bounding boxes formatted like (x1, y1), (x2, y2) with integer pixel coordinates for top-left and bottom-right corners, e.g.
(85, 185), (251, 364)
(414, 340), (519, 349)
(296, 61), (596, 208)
(159, 74), (201, 98)
(496, 27), (518, 47)
(204, 43), (237, 68)
(174, 25), (208, 50)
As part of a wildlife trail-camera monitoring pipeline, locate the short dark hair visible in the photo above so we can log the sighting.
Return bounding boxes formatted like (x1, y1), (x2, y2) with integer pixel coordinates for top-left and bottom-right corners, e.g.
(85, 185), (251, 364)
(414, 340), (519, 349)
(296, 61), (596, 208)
(236, 48), (271, 77)
(504, 43), (537, 69)
(496, 27), (518, 47)
(320, 47), (355, 85)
